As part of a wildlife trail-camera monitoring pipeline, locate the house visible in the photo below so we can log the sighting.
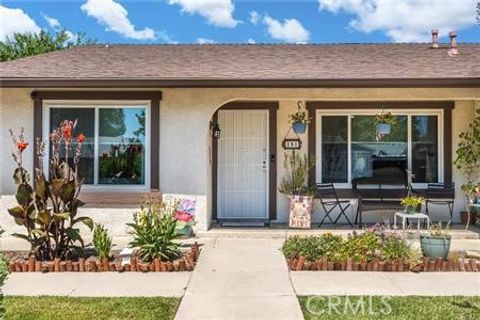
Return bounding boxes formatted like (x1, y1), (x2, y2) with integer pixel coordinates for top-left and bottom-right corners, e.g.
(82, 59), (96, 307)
(1, 33), (479, 232)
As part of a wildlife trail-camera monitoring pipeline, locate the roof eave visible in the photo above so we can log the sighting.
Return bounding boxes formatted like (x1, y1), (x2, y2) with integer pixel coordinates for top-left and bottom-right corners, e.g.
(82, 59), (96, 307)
(0, 77), (479, 88)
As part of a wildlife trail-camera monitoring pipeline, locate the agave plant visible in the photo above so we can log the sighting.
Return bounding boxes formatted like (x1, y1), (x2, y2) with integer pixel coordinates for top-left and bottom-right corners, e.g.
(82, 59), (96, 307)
(128, 201), (181, 263)
(8, 123), (93, 261)
(93, 223), (113, 261)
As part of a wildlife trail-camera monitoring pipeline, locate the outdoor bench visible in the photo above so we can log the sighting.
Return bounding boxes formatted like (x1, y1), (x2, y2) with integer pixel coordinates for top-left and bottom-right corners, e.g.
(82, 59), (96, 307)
(352, 178), (409, 226)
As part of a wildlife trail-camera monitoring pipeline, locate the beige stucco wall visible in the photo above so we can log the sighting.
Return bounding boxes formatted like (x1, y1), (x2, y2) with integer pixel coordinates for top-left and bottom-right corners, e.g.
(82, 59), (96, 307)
(1, 87), (479, 233)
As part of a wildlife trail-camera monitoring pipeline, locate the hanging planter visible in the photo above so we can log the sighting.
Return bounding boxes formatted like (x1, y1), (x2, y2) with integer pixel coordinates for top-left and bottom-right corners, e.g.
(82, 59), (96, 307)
(292, 122), (306, 134)
(374, 111), (396, 137)
(288, 101), (309, 135)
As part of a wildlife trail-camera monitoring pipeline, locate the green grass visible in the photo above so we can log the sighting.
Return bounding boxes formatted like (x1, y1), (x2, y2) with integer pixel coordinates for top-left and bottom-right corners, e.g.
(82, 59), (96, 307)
(3, 296), (180, 320)
(299, 296), (480, 320)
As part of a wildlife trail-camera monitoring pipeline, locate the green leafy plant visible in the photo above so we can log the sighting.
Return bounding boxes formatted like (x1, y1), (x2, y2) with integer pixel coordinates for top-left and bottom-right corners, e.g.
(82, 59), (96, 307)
(288, 110), (309, 125)
(92, 224), (113, 261)
(8, 123), (93, 261)
(381, 234), (411, 261)
(128, 202), (181, 263)
(454, 109), (480, 203)
(374, 111), (397, 125)
(278, 152), (316, 196)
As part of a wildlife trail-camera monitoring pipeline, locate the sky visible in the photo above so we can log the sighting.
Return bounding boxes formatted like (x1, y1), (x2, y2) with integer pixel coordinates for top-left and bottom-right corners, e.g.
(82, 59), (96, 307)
(1, 0), (479, 44)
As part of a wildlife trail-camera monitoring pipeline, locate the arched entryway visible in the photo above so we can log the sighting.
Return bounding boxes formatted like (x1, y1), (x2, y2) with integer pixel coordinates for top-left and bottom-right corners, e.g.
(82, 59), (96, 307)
(211, 101), (278, 226)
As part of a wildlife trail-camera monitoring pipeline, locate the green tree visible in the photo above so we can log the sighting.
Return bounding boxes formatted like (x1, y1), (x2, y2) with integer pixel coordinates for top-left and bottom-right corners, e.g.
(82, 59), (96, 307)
(0, 30), (94, 62)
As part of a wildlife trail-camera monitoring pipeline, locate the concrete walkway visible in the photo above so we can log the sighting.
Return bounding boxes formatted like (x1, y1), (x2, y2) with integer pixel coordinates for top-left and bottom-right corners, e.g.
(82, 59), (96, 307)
(174, 238), (304, 320)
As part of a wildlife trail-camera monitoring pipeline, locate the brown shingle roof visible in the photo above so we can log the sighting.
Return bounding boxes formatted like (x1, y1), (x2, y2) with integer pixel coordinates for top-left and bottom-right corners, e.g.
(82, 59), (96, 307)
(1, 44), (479, 86)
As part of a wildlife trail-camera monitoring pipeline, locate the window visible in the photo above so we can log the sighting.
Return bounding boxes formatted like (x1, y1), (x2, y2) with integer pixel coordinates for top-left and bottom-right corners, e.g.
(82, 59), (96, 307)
(316, 110), (442, 186)
(45, 104), (149, 188)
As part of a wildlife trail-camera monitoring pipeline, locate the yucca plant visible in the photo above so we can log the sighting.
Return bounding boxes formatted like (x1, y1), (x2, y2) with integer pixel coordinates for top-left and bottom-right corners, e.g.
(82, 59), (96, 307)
(127, 202), (181, 263)
(92, 224), (113, 261)
(278, 152), (316, 196)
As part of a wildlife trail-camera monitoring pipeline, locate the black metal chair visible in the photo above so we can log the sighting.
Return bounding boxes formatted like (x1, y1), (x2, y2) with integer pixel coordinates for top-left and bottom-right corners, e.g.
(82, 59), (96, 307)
(424, 183), (455, 224)
(316, 183), (354, 227)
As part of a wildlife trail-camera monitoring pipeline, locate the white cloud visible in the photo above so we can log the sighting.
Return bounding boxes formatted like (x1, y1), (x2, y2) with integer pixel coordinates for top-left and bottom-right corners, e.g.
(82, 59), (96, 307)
(0, 5), (41, 41)
(168, 0), (239, 28)
(247, 38), (256, 44)
(250, 11), (260, 25)
(196, 37), (216, 44)
(318, 0), (477, 42)
(42, 13), (61, 30)
(81, 0), (155, 40)
(263, 15), (310, 43)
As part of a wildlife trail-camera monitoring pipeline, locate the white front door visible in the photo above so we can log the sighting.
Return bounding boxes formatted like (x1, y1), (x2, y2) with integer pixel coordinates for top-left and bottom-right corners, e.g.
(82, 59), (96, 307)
(217, 109), (269, 220)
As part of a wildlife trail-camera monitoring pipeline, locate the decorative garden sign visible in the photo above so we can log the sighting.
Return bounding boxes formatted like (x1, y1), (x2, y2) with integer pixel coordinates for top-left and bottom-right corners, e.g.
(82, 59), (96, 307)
(288, 195), (313, 228)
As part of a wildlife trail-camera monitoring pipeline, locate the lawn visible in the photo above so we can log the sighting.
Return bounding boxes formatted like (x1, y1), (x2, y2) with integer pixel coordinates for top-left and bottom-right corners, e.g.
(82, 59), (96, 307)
(299, 296), (480, 320)
(3, 296), (180, 320)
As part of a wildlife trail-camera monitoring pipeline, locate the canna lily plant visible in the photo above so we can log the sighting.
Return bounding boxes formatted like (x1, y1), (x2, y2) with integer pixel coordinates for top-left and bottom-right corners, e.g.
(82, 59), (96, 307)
(8, 121), (93, 261)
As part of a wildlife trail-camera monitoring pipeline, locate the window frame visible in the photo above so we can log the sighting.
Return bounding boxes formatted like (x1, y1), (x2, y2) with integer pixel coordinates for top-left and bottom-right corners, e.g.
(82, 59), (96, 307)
(315, 108), (444, 189)
(43, 100), (151, 192)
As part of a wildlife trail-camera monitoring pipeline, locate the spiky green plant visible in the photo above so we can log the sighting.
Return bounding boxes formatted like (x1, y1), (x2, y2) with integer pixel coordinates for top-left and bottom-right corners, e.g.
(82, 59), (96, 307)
(278, 152), (316, 196)
(127, 202), (181, 263)
(93, 224), (113, 261)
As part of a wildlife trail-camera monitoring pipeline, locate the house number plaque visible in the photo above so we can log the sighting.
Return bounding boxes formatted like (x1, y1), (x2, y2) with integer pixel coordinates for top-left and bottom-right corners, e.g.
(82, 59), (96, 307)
(282, 138), (302, 150)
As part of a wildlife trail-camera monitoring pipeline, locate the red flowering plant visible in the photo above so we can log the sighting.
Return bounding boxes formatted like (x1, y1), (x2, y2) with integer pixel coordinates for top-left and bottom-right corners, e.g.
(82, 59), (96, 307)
(8, 121), (93, 261)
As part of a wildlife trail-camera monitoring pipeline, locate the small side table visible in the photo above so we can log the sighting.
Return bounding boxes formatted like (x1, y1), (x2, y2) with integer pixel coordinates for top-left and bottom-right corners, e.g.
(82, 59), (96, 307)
(394, 212), (430, 231)
(466, 203), (480, 230)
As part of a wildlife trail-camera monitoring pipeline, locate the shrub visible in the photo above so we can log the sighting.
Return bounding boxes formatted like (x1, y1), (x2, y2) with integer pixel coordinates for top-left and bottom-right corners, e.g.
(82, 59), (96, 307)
(128, 202), (181, 263)
(92, 224), (113, 261)
(282, 228), (411, 263)
(8, 124), (93, 261)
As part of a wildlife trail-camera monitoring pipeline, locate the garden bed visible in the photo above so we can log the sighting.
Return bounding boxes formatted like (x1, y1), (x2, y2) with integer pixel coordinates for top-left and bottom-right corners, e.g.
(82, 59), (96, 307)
(282, 227), (480, 273)
(6, 242), (200, 273)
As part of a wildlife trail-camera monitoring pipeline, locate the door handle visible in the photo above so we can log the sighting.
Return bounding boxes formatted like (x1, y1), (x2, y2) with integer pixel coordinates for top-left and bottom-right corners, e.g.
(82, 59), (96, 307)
(270, 154), (275, 163)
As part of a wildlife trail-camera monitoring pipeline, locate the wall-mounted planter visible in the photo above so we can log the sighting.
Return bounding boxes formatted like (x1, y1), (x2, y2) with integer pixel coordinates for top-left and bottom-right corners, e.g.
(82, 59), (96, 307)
(376, 123), (391, 134)
(292, 122), (306, 134)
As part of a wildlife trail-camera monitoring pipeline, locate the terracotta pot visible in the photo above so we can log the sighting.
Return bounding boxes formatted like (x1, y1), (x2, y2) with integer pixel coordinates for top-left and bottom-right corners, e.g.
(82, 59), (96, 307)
(47, 262), (55, 272)
(34, 260), (41, 272)
(72, 262), (79, 272)
(428, 260), (435, 272)
(286, 258), (293, 269)
(327, 262), (334, 271)
(8, 262), (16, 273)
(173, 261), (180, 271)
(186, 254), (195, 270)
(366, 261), (373, 271)
(391, 261), (398, 272)
(21, 260), (28, 272)
(125, 264), (131, 272)
(101, 258), (109, 272)
(61, 261), (68, 272)
(28, 256), (35, 272)
(53, 258), (60, 272)
(192, 242), (200, 261)
(469, 259), (478, 272)
(130, 256), (138, 271)
(372, 260), (379, 272)
(79, 258), (85, 272)
(166, 261), (173, 272)
(179, 260), (186, 271)
(423, 258), (430, 272)
(41, 263), (49, 273)
(458, 259), (466, 272)
(441, 260), (448, 272)
(296, 257), (305, 271)
(398, 260), (404, 272)
(377, 262), (384, 272)
(322, 258), (328, 271)
(109, 262), (116, 271)
(65, 260), (72, 272)
(151, 258), (160, 272)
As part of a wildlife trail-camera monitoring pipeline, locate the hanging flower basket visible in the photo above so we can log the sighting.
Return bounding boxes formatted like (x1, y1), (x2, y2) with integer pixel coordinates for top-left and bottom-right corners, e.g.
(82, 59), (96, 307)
(292, 122), (306, 134)
(376, 123), (391, 135)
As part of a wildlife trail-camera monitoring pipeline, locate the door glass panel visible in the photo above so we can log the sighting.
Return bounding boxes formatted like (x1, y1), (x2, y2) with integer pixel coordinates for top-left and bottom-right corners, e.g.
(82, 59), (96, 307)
(50, 108), (95, 184)
(98, 108), (146, 185)
(321, 116), (348, 183)
(412, 115), (438, 183)
(351, 115), (408, 183)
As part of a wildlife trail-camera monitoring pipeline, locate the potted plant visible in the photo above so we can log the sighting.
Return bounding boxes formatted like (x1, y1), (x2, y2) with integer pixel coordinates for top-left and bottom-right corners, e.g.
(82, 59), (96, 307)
(374, 111), (397, 135)
(400, 195), (425, 214)
(288, 102), (309, 134)
(279, 152), (316, 228)
(420, 223), (451, 260)
(454, 109), (480, 227)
